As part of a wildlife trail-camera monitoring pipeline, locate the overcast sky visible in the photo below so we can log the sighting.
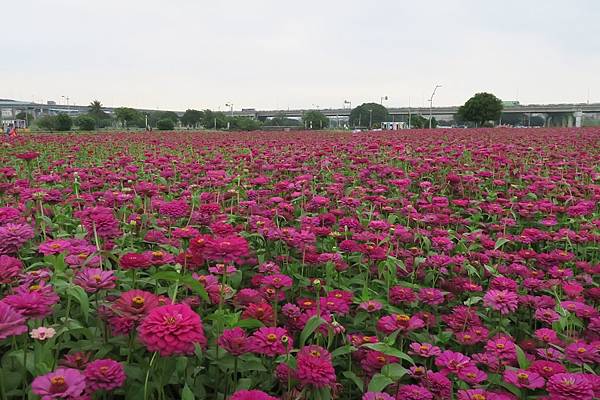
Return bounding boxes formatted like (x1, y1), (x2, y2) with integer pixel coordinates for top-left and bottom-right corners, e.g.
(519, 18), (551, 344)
(2, 0), (599, 111)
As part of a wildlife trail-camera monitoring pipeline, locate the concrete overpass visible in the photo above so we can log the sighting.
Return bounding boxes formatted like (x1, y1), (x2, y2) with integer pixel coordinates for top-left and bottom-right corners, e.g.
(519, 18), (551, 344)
(2, 99), (598, 127)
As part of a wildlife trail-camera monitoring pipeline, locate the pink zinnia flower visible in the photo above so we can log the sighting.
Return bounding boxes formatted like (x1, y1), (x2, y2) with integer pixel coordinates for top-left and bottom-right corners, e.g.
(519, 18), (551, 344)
(376, 314), (424, 335)
(31, 368), (86, 400)
(218, 327), (249, 356)
(547, 373), (594, 400)
(203, 235), (250, 264)
(138, 303), (207, 356)
(74, 268), (116, 293)
(84, 359), (126, 392)
(435, 350), (472, 374)
(409, 342), (441, 358)
(113, 290), (160, 320)
(119, 252), (152, 270)
(358, 300), (383, 313)
(249, 327), (292, 357)
(229, 390), (278, 400)
(483, 289), (518, 315)
(0, 223), (34, 255)
(30, 327), (56, 341)
(0, 255), (23, 284)
(38, 239), (72, 256)
(0, 301), (27, 339)
(362, 392), (394, 400)
(397, 385), (433, 400)
(503, 369), (545, 389)
(295, 345), (336, 388)
(528, 360), (566, 379)
(418, 288), (445, 306)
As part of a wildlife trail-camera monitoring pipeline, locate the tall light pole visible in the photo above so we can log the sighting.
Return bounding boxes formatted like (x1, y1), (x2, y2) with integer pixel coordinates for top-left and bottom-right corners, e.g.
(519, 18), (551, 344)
(380, 96), (388, 105)
(368, 109), (373, 129)
(428, 85), (442, 129)
(408, 98), (412, 129)
(225, 103), (233, 130)
(344, 100), (351, 128)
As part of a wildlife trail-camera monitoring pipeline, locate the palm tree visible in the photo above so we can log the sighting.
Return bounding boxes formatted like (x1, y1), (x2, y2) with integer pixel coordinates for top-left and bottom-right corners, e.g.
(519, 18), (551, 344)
(88, 100), (103, 116)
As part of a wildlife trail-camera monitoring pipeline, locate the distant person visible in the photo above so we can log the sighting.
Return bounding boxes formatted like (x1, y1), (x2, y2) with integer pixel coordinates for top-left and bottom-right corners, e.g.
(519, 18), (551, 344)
(9, 124), (17, 138)
(5, 123), (13, 139)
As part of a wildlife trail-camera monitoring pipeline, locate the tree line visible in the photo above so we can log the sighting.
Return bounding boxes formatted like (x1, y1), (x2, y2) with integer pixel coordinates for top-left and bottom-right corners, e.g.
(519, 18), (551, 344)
(25, 93), (529, 132)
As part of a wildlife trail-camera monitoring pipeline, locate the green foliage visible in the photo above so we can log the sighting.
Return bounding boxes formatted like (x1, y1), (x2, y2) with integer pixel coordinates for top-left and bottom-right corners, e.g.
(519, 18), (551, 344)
(228, 117), (262, 131)
(115, 107), (143, 128)
(15, 112), (34, 122)
(181, 109), (204, 128)
(202, 110), (228, 129)
(156, 118), (175, 130)
(458, 92), (503, 126)
(35, 115), (57, 131)
(265, 114), (301, 127)
(55, 114), (73, 131)
(302, 110), (329, 130)
(75, 115), (96, 131)
(409, 114), (437, 129)
(349, 103), (389, 128)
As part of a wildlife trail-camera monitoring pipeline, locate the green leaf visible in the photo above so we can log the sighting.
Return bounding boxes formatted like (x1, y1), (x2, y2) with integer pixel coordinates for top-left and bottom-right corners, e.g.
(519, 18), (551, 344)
(494, 238), (510, 250)
(66, 285), (89, 322)
(180, 275), (210, 303)
(235, 318), (264, 329)
(515, 345), (530, 369)
(363, 343), (414, 365)
(342, 371), (363, 392)
(381, 363), (407, 380)
(299, 316), (326, 347)
(182, 384), (195, 400)
(368, 374), (394, 392)
(330, 345), (355, 359)
(464, 296), (482, 306)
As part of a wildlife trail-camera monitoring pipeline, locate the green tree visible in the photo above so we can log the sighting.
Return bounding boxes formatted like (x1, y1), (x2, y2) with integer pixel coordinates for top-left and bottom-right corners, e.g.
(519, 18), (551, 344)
(266, 114), (301, 127)
(409, 115), (437, 129)
(157, 118), (175, 130)
(35, 115), (57, 131)
(55, 114), (73, 131)
(302, 110), (329, 130)
(201, 110), (228, 129)
(115, 107), (143, 128)
(349, 103), (389, 128)
(228, 116), (263, 131)
(88, 100), (109, 128)
(76, 115), (96, 131)
(457, 92), (503, 127)
(181, 109), (204, 128)
(15, 112), (34, 122)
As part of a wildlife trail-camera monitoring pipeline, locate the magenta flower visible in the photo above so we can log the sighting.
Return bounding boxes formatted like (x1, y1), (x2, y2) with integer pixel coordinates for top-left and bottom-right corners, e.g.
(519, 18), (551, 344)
(295, 345), (336, 388)
(362, 393), (394, 400)
(74, 268), (116, 293)
(0, 255), (23, 284)
(249, 327), (292, 357)
(38, 239), (72, 256)
(218, 327), (249, 356)
(31, 368), (86, 400)
(84, 358), (126, 392)
(358, 300), (383, 313)
(203, 235), (249, 264)
(435, 350), (473, 374)
(483, 289), (519, 315)
(409, 342), (442, 358)
(376, 314), (424, 335)
(503, 369), (545, 389)
(546, 373), (594, 400)
(0, 302), (27, 340)
(0, 223), (34, 255)
(229, 390), (278, 400)
(138, 303), (207, 356)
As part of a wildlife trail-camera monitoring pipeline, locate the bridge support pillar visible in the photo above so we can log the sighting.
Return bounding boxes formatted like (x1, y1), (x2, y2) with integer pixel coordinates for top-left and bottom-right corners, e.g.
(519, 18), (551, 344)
(574, 111), (583, 128)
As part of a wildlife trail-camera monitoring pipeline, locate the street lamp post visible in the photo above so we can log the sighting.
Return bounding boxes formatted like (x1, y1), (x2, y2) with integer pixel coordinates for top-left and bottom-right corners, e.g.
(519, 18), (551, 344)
(428, 85), (442, 129)
(344, 100), (351, 128)
(380, 96), (388, 105)
(225, 103), (233, 130)
(368, 109), (373, 129)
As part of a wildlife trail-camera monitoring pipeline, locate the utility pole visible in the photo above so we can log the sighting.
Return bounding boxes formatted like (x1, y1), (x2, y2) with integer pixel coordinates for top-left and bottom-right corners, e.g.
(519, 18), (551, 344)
(368, 109), (373, 129)
(428, 85), (442, 129)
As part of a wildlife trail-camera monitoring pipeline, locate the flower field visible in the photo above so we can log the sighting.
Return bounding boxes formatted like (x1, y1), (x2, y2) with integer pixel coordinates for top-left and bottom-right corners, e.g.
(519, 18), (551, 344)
(0, 128), (599, 400)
